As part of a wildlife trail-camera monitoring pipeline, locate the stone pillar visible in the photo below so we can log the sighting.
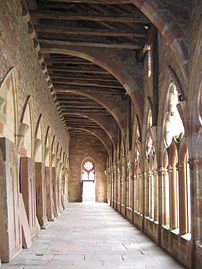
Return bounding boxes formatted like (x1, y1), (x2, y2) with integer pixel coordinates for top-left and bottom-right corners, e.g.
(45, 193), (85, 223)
(20, 157), (38, 238)
(0, 138), (22, 262)
(158, 167), (166, 226)
(113, 163), (117, 209)
(189, 158), (202, 269)
(122, 157), (127, 216)
(35, 162), (47, 228)
(145, 172), (150, 217)
(52, 167), (58, 217)
(168, 165), (177, 229)
(177, 161), (188, 235)
(154, 170), (158, 222)
(57, 166), (63, 212)
(45, 167), (54, 221)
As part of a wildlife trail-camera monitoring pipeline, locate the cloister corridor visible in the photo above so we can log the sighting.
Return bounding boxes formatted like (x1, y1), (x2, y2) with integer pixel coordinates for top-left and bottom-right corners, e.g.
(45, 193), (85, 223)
(2, 203), (185, 269)
(0, 1), (201, 268)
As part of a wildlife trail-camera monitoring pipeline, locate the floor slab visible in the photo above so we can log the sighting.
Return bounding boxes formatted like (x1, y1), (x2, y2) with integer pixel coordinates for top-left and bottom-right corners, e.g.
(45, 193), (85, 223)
(2, 203), (185, 269)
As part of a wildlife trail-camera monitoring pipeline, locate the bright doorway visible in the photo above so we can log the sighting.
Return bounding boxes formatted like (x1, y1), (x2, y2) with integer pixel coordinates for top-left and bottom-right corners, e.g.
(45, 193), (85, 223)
(81, 159), (96, 203)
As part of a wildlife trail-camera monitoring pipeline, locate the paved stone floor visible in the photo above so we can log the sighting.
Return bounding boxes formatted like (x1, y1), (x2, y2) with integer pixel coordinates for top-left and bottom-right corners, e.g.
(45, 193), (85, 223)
(2, 203), (185, 269)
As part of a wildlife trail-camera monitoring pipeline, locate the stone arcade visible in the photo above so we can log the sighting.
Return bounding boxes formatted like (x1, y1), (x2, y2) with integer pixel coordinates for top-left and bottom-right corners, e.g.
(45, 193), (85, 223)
(0, 0), (201, 268)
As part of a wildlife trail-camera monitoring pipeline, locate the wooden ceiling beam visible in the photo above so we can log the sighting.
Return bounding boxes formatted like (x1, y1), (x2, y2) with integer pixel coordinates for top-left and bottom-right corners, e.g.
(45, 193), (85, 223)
(55, 85), (125, 94)
(30, 10), (150, 24)
(35, 25), (147, 38)
(45, 58), (93, 65)
(137, 26), (155, 61)
(52, 79), (124, 89)
(40, 38), (143, 50)
(39, 0), (130, 4)
(51, 75), (116, 82)
(48, 66), (109, 74)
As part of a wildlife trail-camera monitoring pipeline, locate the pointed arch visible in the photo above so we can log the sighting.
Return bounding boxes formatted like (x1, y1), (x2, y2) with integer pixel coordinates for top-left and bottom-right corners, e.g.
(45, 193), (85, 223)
(0, 67), (18, 144)
(19, 95), (33, 158)
(34, 114), (43, 162)
(44, 126), (51, 166)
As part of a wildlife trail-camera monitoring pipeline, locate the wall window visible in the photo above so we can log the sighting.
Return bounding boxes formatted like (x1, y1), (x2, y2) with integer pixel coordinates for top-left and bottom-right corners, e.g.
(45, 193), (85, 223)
(164, 82), (191, 235)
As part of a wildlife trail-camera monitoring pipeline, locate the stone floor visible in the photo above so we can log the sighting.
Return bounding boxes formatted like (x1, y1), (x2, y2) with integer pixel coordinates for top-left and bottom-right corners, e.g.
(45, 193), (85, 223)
(2, 203), (185, 269)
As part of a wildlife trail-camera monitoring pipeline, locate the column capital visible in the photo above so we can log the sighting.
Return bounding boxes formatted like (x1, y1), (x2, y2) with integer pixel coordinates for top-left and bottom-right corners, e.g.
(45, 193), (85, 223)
(158, 167), (167, 176)
(188, 157), (201, 169)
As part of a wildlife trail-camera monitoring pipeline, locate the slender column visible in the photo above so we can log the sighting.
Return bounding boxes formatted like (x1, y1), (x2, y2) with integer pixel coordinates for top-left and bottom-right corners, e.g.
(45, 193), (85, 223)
(113, 163), (117, 209)
(133, 171), (137, 212)
(189, 158), (202, 269)
(168, 165), (177, 229)
(129, 162), (134, 210)
(141, 172), (146, 231)
(158, 167), (167, 225)
(122, 158), (127, 216)
(154, 169), (158, 222)
(145, 172), (150, 217)
(177, 161), (188, 235)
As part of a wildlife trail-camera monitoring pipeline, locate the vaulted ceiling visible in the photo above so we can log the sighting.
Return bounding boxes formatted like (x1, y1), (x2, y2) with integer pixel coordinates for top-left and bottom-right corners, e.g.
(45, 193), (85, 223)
(25, 0), (153, 154)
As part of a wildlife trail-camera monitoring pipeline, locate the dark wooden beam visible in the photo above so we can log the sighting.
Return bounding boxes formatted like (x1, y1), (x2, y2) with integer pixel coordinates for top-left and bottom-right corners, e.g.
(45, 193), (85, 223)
(48, 66), (109, 74)
(30, 10), (150, 24)
(51, 75), (116, 82)
(39, 0), (130, 4)
(137, 26), (155, 61)
(35, 25), (147, 38)
(52, 79), (124, 89)
(39, 38), (143, 50)
(55, 86), (125, 94)
(45, 58), (93, 65)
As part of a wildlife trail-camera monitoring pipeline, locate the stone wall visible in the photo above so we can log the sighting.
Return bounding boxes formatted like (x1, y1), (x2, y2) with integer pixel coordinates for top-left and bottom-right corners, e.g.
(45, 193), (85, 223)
(0, 0), (69, 153)
(69, 134), (107, 203)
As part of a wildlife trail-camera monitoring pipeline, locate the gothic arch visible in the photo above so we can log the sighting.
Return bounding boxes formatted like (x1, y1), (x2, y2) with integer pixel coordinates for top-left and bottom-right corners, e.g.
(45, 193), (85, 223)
(64, 112), (117, 147)
(44, 126), (51, 166)
(19, 95), (33, 158)
(34, 114), (43, 162)
(0, 67), (18, 144)
(41, 48), (143, 125)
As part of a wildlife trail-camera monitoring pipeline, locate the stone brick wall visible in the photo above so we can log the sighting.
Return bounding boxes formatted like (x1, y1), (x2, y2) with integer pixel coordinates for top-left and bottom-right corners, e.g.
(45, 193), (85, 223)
(0, 0), (69, 154)
(69, 133), (107, 202)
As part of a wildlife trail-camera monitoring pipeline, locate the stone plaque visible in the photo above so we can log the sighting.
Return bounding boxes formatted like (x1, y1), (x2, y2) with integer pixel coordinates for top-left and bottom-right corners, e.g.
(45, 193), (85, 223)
(0, 138), (22, 262)
(45, 167), (54, 221)
(35, 163), (47, 228)
(20, 157), (38, 238)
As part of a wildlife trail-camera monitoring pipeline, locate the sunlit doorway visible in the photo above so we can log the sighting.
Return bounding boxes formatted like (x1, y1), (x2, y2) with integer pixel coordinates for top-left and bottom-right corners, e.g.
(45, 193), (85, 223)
(81, 159), (96, 203)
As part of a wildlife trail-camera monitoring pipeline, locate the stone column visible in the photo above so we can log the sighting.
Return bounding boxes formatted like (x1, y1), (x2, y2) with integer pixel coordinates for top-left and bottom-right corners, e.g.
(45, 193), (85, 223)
(133, 170), (137, 212)
(177, 161), (188, 235)
(52, 167), (59, 217)
(0, 138), (22, 262)
(189, 158), (202, 269)
(154, 169), (158, 222)
(121, 158), (127, 216)
(57, 165), (63, 212)
(20, 157), (38, 237)
(45, 166), (54, 221)
(35, 162), (47, 228)
(158, 167), (167, 225)
(168, 165), (177, 229)
(145, 172), (150, 217)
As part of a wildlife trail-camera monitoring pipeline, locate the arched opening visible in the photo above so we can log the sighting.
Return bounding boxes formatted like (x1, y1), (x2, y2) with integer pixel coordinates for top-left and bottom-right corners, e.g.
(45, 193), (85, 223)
(81, 158), (96, 203)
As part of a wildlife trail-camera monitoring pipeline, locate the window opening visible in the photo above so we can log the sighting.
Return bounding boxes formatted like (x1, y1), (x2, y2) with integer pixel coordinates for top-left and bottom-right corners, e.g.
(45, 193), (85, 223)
(81, 160), (95, 203)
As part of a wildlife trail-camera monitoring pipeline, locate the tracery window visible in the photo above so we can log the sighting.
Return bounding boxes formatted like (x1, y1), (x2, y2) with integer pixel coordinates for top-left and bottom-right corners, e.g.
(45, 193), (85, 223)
(82, 160), (95, 181)
(164, 82), (191, 235)
(145, 108), (158, 221)
(134, 122), (142, 213)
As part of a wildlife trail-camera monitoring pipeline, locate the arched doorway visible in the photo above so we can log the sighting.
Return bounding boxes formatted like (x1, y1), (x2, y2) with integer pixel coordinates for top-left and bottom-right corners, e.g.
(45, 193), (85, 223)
(81, 158), (96, 203)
